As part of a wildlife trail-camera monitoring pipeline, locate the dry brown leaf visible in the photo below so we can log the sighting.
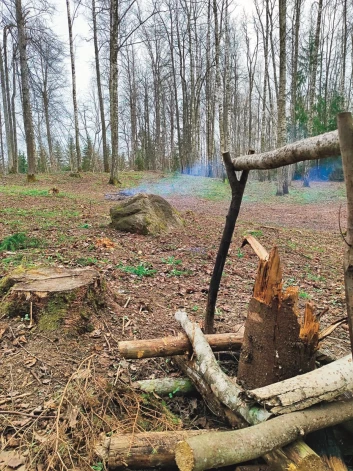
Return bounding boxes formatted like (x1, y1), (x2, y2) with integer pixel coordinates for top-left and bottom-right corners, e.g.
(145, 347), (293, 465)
(24, 358), (36, 368)
(12, 336), (27, 346)
(0, 326), (8, 340)
(95, 237), (115, 249)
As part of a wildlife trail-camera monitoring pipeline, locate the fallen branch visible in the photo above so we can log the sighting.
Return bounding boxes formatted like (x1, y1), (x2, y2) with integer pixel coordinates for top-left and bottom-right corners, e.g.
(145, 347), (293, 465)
(246, 354), (353, 414)
(175, 398), (353, 471)
(133, 377), (194, 395)
(174, 310), (271, 424)
(118, 332), (243, 359)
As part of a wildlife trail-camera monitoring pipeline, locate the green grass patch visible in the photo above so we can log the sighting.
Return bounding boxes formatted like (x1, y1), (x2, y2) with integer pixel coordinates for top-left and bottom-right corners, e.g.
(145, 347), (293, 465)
(117, 263), (157, 277)
(0, 232), (43, 251)
(162, 256), (182, 266)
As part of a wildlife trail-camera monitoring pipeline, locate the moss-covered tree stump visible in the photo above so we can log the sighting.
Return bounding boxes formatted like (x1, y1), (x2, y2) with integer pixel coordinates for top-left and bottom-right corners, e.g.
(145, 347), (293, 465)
(0, 267), (105, 333)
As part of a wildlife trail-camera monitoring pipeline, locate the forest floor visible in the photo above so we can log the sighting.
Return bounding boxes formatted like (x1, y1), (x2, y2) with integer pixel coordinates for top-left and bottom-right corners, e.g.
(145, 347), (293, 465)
(0, 171), (350, 471)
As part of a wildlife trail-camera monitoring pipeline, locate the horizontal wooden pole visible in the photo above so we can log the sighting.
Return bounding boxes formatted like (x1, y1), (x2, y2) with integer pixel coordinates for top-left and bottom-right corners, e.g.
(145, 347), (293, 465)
(118, 333), (243, 359)
(232, 130), (339, 170)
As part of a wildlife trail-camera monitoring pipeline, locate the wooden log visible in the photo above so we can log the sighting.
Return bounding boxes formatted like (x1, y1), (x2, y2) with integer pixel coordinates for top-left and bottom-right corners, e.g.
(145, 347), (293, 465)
(307, 427), (349, 471)
(337, 111), (353, 356)
(175, 310), (272, 425)
(133, 377), (195, 395)
(118, 333), (243, 359)
(237, 246), (319, 389)
(245, 354), (353, 414)
(174, 398), (353, 471)
(232, 130), (339, 171)
(265, 441), (329, 471)
(100, 430), (207, 469)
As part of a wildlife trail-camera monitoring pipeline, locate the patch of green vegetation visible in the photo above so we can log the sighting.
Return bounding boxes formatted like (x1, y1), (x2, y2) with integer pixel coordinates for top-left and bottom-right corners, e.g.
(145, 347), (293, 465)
(0, 185), (73, 198)
(236, 248), (244, 258)
(167, 268), (191, 277)
(0, 233), (42, 251)
(76, 257), (100, 266)
(162, 256), (182, 266)
(244, 229), (263, 238)
(117, 263), (157, 277)
(284, 277), (298, 288)
(306, 272), (326, 282)
(299, 291), (311, 299)
(287, 241), (297, 249)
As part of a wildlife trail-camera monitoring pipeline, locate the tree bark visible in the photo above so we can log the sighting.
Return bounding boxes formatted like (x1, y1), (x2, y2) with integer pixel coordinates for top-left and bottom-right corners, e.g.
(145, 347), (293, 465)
(175, 311), (271, 425)
(15, 0), (36, 181)
(109, 0), (119, 184)
(245, 354), (352, 414)
(118, 333), (243, 359)
(132, 376), (195, 395)
(0, 43), (12, 171)
(337, 111), (353, 355)
(174, 399), (353, 471)
(99, 430), (207, 470)
(237, 245), (319, 389)
(276, 0), (287, 196)
(92, 0), (109, 173)
(232, 130), (340, 171)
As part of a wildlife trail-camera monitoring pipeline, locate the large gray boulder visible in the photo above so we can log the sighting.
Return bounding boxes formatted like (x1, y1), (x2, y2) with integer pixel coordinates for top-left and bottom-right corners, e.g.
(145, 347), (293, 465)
(110, 193), (183, 235)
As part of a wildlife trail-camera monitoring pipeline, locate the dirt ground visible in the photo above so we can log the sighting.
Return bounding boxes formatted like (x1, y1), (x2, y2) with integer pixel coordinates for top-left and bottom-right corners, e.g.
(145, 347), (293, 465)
(0, 172), (351, 470)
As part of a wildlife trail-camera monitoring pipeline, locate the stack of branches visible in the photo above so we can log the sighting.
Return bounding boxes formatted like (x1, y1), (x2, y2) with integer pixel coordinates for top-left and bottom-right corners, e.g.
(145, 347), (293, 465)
(110, 237), (353, 471)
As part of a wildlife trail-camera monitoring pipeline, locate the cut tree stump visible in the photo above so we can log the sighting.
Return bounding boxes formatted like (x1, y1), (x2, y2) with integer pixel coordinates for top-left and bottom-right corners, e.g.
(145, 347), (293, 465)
(0, 267), (104, 332)
(237, 244), (320, 389)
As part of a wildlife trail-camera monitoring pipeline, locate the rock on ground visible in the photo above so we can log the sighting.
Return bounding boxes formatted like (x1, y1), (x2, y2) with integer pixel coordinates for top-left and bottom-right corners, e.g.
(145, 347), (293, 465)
(110, 193), (183, 235)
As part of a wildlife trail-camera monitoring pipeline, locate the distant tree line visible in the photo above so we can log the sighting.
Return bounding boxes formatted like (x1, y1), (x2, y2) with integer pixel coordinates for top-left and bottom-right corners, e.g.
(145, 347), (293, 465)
(0, 0), (350, 190)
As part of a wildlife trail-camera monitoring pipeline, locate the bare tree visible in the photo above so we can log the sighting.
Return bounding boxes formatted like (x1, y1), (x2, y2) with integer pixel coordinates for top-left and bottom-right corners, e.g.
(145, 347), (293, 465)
(66, 0), (82, 172)
(15, 0), (36, 181)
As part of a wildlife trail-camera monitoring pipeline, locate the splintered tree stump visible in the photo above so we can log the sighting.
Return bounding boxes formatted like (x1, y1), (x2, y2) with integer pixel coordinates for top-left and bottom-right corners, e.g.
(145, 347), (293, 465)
(237, 245), (319, 389)
(0, 267), (104, 332)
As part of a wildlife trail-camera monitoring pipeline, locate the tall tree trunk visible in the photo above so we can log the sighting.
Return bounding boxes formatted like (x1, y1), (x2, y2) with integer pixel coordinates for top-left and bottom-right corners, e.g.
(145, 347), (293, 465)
(3, 29), (15, 173)
(304, 0), (323, 187)
(0, 43), (13, 171)
(290, 0), (302, 142)
(276, 0), (287, 195)
(11, 48), (18, 172)
(109, 0), (119, 184)
(66, 0), (81, 172)
(340, 0), (347, 105)
(15, 0), (36, 181)
(0, 102), (5, 173)
(92, 0), (109, 173)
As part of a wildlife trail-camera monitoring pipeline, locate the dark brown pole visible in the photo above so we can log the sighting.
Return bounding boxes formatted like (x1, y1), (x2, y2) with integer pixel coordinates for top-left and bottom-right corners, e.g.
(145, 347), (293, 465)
(337, 111), (353, 356)
(204, 150), (253, 334)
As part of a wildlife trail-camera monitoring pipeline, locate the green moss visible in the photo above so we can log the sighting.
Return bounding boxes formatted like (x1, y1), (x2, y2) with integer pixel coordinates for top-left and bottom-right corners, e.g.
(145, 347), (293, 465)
(0, 276), (14, 296)
(38, 294), (74, 331)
